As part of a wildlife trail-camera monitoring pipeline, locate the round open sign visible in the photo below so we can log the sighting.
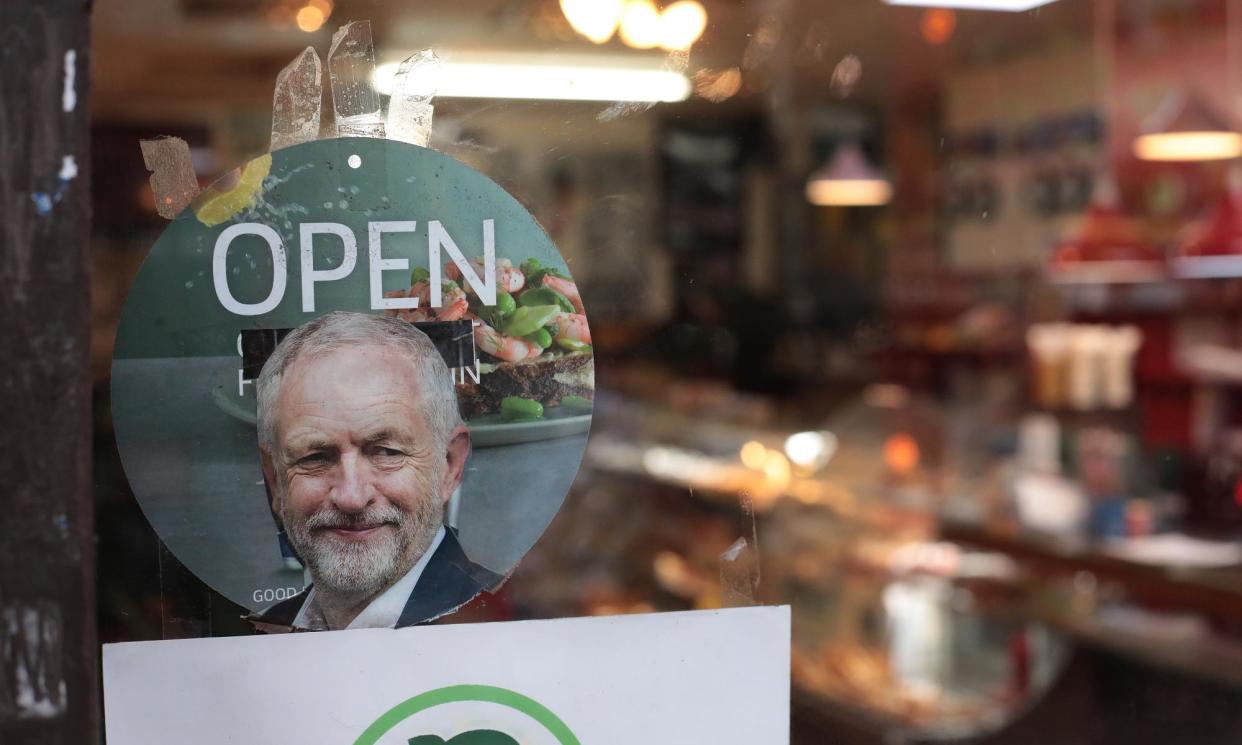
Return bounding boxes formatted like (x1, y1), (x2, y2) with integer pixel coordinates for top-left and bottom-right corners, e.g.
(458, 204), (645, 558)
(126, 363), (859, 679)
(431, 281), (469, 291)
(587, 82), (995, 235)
(113, 137), (593, 629)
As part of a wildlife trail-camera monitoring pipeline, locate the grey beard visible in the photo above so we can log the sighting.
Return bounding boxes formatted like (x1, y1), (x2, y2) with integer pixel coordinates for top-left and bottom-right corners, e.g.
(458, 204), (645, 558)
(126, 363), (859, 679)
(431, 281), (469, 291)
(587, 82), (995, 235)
(285, 495), (444, 600)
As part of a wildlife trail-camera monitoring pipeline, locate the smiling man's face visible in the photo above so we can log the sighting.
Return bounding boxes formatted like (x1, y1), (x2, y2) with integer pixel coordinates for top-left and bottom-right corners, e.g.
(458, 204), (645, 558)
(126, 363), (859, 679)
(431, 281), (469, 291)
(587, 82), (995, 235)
(263, 345), (453, 599)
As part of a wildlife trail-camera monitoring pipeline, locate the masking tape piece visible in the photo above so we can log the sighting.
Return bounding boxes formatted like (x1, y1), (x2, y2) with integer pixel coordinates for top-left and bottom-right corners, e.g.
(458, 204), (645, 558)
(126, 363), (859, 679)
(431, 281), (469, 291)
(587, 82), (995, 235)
(139, 136), (199, 220)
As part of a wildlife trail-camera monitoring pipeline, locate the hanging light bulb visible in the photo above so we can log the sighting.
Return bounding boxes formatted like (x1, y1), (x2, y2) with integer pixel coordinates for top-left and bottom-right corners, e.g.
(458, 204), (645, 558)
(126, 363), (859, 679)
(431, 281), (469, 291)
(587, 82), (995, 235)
(805, 141), (893, 206)
(294, 3), (327, 32)
(658, 0), (708, 51)
(1133, 91), (1242, 162)
(619, 0), (662, 50)
(560, 0), (624, 44)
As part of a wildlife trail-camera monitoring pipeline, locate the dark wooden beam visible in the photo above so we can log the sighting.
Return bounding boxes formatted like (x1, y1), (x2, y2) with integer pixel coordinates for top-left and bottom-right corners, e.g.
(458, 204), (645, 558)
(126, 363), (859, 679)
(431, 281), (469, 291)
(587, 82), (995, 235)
(0, 1), (98, 743)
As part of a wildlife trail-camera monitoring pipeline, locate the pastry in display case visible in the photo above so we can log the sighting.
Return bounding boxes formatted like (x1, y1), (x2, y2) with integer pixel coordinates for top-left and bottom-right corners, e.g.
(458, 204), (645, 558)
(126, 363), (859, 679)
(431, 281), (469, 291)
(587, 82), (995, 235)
(519, 388), (1077, 741)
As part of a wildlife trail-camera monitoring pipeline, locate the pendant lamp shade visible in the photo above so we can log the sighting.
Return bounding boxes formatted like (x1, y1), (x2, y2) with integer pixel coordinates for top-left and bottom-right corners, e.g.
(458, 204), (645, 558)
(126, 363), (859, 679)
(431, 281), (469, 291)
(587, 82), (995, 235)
(1132, 91), (1242, 162)
(805, 142), (893, 206)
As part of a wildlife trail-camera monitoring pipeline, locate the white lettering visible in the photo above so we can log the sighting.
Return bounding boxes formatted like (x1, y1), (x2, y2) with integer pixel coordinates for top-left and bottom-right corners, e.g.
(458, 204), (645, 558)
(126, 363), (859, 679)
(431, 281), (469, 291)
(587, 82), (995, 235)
(212, 222), (287, 316)
(299, 222), (358, 312)
(368, 221), (420, 311)
(252, 587), (300, 604)
(210, 219), (508, 317)
(429, 219), (495, 308)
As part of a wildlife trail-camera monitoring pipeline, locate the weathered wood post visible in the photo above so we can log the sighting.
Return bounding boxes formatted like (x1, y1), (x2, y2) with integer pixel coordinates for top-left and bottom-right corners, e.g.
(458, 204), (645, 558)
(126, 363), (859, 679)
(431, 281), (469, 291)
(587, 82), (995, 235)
(0, 1), (98, 743)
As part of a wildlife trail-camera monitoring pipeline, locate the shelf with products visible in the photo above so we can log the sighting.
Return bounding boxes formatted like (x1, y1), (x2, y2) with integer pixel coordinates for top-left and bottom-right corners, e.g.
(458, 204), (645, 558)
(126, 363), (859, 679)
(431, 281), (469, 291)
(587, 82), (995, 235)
(958, 565), (1242, 693)
(567, 384), (1242, 736)
(939, 520), (1242, 627)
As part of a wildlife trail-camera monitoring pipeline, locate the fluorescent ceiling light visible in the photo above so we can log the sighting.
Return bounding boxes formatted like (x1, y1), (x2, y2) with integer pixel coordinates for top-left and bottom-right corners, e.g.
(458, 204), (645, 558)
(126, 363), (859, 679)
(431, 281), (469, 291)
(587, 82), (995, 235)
(372, 54), (690, 103)
(883, 0), (1059, 11)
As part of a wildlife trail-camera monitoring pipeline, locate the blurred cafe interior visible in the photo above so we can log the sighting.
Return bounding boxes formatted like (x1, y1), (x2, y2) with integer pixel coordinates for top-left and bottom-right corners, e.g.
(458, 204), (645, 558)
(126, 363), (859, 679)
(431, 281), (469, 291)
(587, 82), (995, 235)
(92, 0), (1242, 742)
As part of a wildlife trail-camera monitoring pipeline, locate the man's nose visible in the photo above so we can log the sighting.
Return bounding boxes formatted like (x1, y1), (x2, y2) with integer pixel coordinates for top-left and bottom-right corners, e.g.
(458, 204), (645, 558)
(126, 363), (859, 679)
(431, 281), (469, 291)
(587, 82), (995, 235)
(329, 451), (373, 512)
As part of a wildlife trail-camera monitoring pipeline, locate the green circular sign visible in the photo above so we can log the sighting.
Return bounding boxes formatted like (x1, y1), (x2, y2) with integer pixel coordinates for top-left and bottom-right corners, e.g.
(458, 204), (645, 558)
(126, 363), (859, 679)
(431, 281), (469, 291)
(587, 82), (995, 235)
(353, 685), (580, 745)
(112, 138), (593, 623)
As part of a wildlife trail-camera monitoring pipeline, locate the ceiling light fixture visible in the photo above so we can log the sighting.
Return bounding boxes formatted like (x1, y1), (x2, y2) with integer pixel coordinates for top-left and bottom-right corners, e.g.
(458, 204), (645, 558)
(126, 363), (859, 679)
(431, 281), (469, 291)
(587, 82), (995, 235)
(658, 0), (708, 51)
(805, 141), (893, 207)
(559, 0), (624, 44)
(294, 4), (326, 33)
(883, 0), (1059, 11)
(619, 0), (663, 50)
(920, 8), (956, 44)
(562, 0), (708, 51)
(372, 54), (691, 103)
(1133, 0), (1242, 162)
(1133, 92), (1242, 161)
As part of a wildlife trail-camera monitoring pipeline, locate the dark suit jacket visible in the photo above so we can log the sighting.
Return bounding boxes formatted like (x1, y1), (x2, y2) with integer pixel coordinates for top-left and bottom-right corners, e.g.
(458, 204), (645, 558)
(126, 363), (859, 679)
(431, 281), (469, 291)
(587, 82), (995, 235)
(249, 528), (502, 631)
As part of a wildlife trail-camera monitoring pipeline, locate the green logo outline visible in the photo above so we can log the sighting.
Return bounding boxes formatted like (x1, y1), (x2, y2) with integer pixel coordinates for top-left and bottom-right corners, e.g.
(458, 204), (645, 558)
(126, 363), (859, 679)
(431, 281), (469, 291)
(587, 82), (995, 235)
(352, 684), (581, 745)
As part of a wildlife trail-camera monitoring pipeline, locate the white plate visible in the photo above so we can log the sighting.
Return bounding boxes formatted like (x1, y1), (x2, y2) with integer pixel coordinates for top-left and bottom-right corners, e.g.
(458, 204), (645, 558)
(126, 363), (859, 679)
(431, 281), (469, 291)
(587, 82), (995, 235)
(467, 407), (592, 446)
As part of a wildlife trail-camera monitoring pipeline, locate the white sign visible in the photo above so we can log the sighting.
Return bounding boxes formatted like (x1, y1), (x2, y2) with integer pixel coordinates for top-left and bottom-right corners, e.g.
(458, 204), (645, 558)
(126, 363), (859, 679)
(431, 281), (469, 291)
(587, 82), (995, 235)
(103, 607), (790, 745)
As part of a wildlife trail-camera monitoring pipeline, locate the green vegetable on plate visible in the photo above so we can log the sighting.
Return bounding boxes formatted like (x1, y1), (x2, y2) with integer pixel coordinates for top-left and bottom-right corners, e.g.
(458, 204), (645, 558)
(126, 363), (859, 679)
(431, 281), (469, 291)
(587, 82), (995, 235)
(520, 258), (542, 277)
(525, 328), (552, 349)
(500, 396), (544, 422)
(494, 291), (517, 315)
(502, 305), (560, 337)
(556, 338), (591, 353)
(519, 287), (574, 313)
(522, 256), (570, 286)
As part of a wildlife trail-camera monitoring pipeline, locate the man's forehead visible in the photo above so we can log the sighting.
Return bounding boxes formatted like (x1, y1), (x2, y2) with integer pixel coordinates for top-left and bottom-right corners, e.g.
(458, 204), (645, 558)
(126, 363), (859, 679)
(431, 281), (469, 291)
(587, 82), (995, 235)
(283, 344), (425, 396)
(274, 345), (429, 426)
(290, 342), (419, 378)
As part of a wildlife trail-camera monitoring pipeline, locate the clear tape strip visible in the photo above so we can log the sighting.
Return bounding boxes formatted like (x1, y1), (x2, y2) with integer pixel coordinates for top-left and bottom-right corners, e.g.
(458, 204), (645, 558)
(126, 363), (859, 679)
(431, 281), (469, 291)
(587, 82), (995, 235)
(386, 49), (440, 147)
(329, 21), (386, 139)
(271, 46), (324, 152)
(720, 492), (760, 607)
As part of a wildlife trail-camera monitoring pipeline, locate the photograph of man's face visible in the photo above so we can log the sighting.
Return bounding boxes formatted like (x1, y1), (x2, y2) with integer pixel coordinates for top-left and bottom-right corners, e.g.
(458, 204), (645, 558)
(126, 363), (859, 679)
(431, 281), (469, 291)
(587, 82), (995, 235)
(253, 311), (495, 631)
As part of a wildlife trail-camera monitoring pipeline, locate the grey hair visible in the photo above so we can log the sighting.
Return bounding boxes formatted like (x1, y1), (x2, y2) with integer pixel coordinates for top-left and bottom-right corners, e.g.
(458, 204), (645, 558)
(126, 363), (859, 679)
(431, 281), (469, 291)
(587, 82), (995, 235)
(256, 311), (462, 458)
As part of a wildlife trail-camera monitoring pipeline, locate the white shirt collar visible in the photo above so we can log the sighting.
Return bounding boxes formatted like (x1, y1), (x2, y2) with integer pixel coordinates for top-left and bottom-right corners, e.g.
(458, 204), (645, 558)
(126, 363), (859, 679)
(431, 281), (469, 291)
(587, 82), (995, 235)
(293, 526), (446, 631)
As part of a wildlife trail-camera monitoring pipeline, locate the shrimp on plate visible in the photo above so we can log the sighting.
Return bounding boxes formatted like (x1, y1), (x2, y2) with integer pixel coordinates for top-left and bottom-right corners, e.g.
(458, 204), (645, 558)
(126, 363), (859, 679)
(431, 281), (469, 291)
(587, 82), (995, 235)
(539, 275), (584, 315)
(445, 258), (526, 295)
(474, 319), (545, 363)
(550, 312), (591, 346)
(435, 285), (470, 321)
(384, 287), (433, 322)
